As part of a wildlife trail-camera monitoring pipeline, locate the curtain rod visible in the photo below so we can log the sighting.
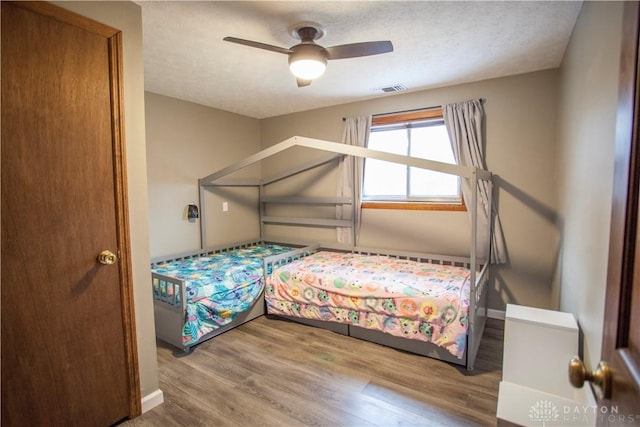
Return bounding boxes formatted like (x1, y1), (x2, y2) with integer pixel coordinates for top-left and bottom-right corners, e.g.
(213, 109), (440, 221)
(341, 98), (485, 121)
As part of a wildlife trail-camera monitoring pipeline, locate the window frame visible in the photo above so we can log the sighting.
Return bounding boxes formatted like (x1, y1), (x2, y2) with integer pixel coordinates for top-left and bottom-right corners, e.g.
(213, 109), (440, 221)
(362, 108), (466, 212)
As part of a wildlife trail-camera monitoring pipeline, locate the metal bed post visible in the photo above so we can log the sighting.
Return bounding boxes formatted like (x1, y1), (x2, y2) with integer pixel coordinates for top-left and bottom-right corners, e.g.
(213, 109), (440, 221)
(470, 169), (478, 297)
(198, 180), (206, 250)
(487, 177), (493, 268)
(468, 168), (479, 369)
(259, 183), (265, 241)
(351, 155), (357, 247)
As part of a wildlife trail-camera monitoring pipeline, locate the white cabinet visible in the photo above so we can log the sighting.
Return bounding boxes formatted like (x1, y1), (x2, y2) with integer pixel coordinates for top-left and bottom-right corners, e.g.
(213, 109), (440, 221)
(502, 304), (578, 398)
(497, 304), (596, 426)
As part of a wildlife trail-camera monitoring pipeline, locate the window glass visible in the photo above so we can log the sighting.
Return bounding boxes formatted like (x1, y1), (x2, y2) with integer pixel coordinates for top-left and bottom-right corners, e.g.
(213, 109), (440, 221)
(363, 115), (461, 205)
(364, 129), (407, 198)
(409, 125), (459, 199)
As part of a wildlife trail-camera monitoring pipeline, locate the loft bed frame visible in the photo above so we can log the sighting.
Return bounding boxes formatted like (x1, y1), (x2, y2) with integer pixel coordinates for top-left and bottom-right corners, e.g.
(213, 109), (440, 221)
(198, 136), (493, 369)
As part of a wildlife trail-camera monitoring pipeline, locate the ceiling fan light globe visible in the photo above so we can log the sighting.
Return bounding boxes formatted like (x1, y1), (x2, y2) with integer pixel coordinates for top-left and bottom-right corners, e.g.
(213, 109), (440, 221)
(289, 58), (327, 80)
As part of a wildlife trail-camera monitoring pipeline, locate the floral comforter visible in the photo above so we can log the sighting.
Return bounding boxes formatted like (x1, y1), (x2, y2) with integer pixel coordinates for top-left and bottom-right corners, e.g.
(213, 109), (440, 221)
(152, 244), (293, 346)
(265, 250), (471, 358)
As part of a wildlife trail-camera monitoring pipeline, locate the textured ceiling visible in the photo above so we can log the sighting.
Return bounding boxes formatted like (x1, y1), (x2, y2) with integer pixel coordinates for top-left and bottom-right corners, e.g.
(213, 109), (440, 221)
(139, 1), (582, 119)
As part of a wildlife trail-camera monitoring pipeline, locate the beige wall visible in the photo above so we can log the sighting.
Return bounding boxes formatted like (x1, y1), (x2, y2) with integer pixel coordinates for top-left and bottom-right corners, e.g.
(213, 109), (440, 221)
(261, 70), (560, 311)
(52, 0), (626, 413)
(54, 1), (159, 399)
(145, 93), (262, 257)
(555, 1), (623, 370)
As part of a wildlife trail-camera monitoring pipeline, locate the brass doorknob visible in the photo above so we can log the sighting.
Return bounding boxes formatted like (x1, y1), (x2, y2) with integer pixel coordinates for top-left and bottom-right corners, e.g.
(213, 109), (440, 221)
(98, 250), (118, 265)
(568, 356), (611, 399)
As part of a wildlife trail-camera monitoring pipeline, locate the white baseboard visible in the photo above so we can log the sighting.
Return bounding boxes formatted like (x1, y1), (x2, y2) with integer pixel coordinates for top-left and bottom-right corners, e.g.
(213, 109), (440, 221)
(141, 389), (164, 414)
(487, 308), (505, 320)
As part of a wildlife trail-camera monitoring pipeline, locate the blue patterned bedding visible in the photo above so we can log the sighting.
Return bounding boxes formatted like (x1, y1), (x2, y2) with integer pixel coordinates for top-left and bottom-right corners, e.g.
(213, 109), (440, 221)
(152, 244), (293, 346)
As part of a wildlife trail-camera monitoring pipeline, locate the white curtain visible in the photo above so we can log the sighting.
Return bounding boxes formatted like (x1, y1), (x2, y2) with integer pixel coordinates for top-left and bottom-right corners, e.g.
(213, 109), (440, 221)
(443, 99), (507, 264)
(337, 116), (371, 244)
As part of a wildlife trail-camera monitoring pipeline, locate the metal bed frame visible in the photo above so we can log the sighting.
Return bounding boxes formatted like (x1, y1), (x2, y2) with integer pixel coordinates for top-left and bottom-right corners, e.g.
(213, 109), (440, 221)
(195, 136), (494, 370)
(263, 244), (489, 369)
(151, 240), (306, 352)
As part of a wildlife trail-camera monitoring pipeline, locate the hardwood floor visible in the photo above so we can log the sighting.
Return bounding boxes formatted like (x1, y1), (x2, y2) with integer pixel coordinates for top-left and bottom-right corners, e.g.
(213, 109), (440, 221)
(124, 316), (504, 427)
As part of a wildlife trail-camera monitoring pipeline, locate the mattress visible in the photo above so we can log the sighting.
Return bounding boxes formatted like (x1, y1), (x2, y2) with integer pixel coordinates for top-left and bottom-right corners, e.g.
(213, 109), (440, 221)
(152, 244), (293, 345)
(265, 250), (471, 358)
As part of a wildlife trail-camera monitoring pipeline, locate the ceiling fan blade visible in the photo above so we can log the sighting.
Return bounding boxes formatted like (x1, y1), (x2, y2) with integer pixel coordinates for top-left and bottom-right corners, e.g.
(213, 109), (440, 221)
(223, 37), (292, 55)
(296, 78), (312, 87)
(325, 41), (393, 60)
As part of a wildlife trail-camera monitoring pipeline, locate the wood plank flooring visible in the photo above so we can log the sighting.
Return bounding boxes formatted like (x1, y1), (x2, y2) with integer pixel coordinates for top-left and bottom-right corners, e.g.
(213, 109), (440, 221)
(123, 316), (504, 427)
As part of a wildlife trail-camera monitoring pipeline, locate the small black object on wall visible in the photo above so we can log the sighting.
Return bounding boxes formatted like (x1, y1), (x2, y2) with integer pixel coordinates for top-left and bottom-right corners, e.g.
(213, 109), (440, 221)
(187, 204), (199, 222)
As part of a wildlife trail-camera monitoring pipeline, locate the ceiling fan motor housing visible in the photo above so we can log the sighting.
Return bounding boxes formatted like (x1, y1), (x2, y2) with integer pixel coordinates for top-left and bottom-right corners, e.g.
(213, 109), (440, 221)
(288, 43), (328, 65)
(296, 26), (321, 42)
(289, 22), (326, 41)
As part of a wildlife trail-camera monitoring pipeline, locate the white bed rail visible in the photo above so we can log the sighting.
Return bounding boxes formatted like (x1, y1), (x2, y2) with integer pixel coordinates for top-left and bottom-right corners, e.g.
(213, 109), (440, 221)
(466, 260), (490, 369)
(263, 244), (320, 273)
(352, 246), (480, 267)
(151, 273), (187, 313)
(150, 239), (265, 266)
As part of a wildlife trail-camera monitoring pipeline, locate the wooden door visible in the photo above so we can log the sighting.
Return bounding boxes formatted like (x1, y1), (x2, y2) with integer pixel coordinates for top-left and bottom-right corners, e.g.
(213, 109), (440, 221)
(601, 1), (640, 423)
(1, 2), (140, 425)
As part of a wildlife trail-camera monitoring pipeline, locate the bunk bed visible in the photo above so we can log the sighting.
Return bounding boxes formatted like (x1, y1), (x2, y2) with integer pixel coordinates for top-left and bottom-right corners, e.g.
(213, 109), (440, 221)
(197, 136), (493, 369)
(151, 240), (312, 352)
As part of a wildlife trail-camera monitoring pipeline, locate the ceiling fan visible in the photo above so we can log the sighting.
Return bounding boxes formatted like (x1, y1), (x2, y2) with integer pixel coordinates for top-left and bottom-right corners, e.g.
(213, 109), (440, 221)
(223, 23), (393, 87)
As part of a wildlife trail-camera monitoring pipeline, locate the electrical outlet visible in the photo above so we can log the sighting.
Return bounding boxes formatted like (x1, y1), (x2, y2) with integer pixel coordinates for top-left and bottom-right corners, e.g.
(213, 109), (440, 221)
(222, 202), (228, 212)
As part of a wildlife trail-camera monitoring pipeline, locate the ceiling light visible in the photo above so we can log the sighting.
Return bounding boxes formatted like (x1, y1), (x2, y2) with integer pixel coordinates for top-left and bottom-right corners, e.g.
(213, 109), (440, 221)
(288, 45), (327, 80)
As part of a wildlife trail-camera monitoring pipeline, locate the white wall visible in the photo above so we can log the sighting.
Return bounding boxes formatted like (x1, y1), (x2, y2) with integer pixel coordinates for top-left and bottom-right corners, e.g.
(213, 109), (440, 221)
(261, 70), (560, 311)
(555, 1), (623, 370)
(145, 93), (262, 257)
(54, 0), (159, 401)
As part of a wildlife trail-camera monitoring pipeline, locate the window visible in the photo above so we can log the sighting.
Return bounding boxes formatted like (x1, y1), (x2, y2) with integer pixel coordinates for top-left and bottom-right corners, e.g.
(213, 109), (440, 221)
(362, 109), (465, 211)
